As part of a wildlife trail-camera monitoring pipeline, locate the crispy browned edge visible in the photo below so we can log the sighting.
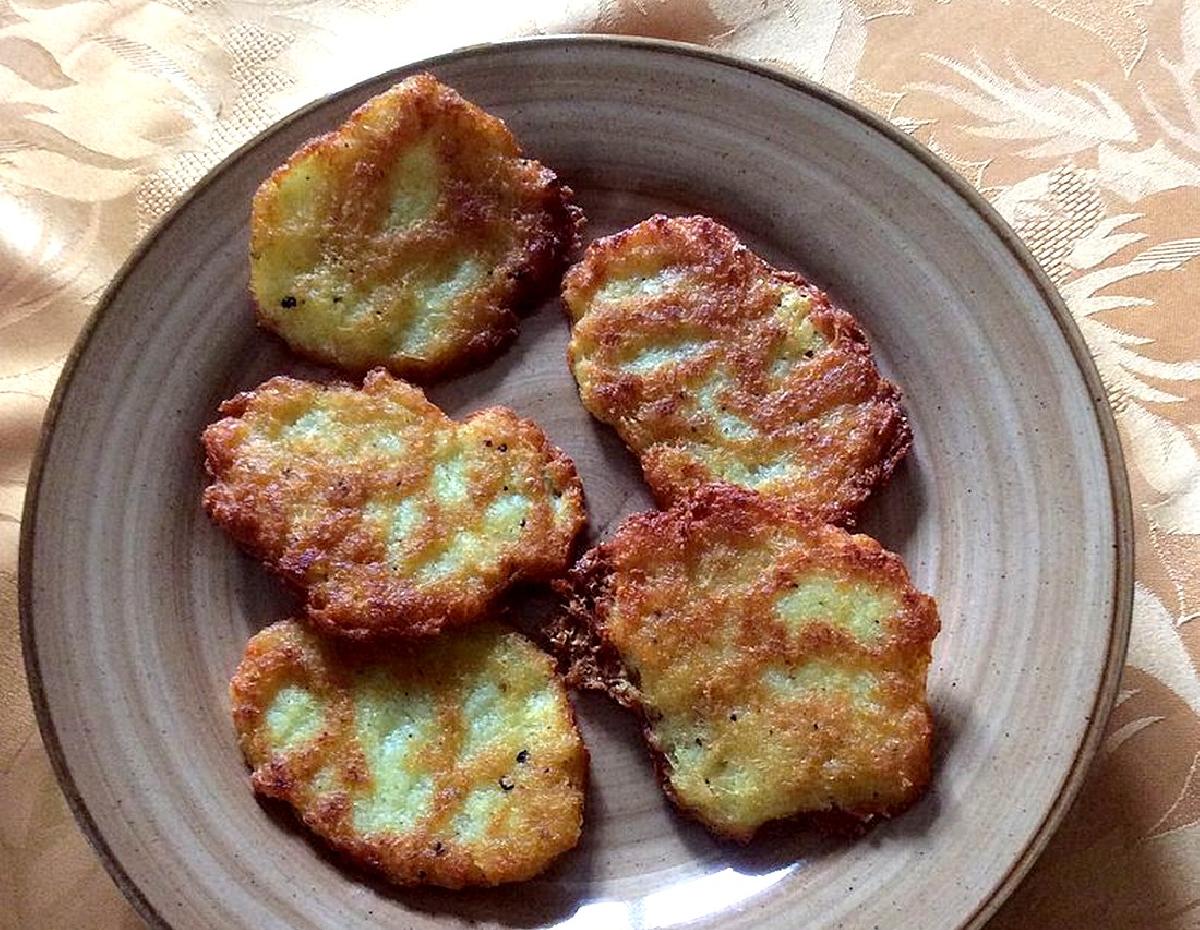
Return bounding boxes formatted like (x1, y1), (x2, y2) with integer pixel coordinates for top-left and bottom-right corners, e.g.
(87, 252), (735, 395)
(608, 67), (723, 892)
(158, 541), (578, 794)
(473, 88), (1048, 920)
(230, 618), (591, 888)
(560, 214), (913, 526)
(251, 74), (585, 383)
(201, 371), (588, 640)
(545, 483), (938, 843)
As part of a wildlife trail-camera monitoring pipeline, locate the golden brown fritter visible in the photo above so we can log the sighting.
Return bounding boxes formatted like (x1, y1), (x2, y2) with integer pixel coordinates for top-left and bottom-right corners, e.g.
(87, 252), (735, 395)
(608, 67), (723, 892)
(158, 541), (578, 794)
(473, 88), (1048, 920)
(550, 484), (939, 842)
(231, 619), (587, 887)
(563, 214), (910, 525)
(251, 73), (581, 381)
(203, 369), (586, 639)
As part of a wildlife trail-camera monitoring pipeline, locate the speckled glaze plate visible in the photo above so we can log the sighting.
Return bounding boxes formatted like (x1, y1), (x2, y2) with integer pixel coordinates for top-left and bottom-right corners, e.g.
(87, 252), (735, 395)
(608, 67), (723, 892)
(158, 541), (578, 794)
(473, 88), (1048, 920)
(21, 35), (1132, 930)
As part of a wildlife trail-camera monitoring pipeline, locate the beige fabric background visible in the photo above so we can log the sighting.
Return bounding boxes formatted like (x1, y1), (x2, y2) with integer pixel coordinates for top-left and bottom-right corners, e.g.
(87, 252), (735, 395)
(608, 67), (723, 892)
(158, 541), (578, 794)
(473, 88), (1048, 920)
(1, 0), (1198, 927)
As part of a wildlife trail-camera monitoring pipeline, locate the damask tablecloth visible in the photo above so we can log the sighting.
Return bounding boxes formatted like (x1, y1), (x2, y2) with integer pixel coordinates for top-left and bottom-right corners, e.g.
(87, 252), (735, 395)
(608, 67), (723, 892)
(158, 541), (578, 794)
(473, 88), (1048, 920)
(1, 1), (1198, 927)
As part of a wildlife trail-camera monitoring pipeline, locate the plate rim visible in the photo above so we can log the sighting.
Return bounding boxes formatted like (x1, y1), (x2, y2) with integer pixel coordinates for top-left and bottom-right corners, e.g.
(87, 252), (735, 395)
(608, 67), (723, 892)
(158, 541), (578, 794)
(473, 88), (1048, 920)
(18, 33), (1134, 930)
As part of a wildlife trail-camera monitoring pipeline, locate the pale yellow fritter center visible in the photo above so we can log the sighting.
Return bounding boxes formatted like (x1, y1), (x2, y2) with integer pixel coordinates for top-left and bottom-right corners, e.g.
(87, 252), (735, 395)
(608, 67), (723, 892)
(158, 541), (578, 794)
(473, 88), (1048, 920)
(564, 215), (909, 525)
(573, 267), (829, 494)
(252, 130), (485, 366)
(239, 622), (585, 885)
(229, 375), (576, 592)
(599, 514), (933, 839)
(264, 684), (324, 751)
(249, 74), (573, 379)
(203, 371), (585, 637)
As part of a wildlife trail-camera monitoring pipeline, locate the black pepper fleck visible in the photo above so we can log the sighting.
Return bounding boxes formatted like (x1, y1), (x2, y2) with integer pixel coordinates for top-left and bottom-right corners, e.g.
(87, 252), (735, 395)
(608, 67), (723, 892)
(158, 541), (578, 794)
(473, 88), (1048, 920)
(499, 776), (515, 791)
(280, 295), (297, 309)
(516, 749), (530, 764)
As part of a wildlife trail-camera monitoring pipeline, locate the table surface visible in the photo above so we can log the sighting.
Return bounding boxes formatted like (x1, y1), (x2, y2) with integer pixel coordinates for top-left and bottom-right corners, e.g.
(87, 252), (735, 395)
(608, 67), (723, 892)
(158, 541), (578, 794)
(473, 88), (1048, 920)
(2, 2), (1198, 928)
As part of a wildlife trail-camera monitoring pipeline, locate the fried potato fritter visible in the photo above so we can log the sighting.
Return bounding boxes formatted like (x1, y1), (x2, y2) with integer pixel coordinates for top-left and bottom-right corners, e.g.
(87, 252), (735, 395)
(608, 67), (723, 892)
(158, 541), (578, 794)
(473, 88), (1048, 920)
(563, 215), (910, 524)
(231, 619), (587, 887)
(251, 74), (581, 380)
(550, 485), (939, 842)
(203, 369), (586, 638)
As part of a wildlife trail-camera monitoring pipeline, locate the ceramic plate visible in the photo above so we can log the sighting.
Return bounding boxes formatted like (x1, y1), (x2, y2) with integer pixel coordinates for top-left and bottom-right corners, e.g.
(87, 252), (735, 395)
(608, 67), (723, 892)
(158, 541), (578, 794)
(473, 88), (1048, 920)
(20, 36), (1132, 930)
